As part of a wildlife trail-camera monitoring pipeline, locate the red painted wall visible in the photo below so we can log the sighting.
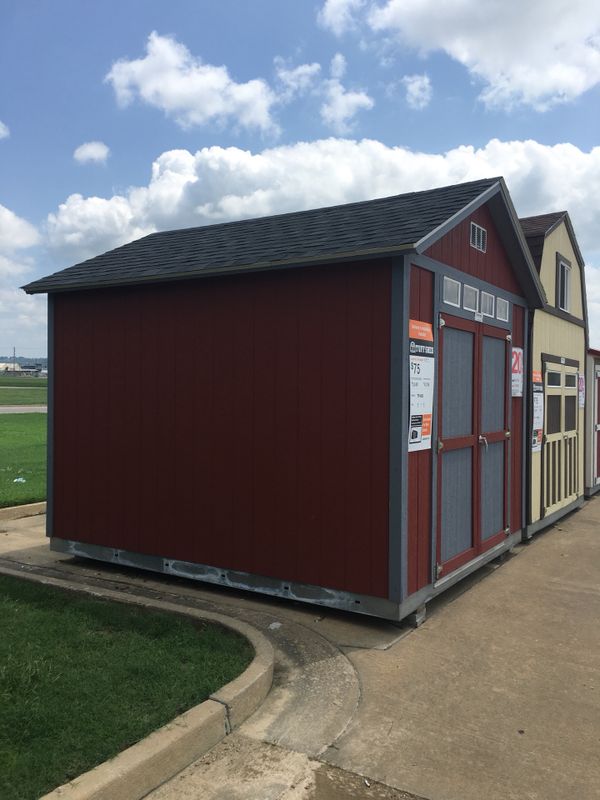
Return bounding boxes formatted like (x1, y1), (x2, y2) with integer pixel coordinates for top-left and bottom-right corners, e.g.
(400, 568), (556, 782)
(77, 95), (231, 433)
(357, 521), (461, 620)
(425, 205), (522, 296)
(408, 265), (434, 594)
(52, 261), (392, 599)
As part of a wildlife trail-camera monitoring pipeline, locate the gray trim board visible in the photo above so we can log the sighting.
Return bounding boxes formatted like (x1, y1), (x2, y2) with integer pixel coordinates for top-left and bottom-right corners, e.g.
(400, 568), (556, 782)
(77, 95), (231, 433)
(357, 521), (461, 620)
(541, 352), (579, 369)
(410, 253), (529, 309)
(523, 495), (585, 539)
(542, 304), (586, 328)
(46, 295), (54, 538)
(387, 258), (406, 603)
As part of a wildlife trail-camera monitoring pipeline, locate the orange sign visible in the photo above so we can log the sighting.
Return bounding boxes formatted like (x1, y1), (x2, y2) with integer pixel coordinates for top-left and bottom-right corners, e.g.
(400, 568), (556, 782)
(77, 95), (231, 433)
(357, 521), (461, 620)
(409, 320), (434, 341)
(532, 370), (542, 383)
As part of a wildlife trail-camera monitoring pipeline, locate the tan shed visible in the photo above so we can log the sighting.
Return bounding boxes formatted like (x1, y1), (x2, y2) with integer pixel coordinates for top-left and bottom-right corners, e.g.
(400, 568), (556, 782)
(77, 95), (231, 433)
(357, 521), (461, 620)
(520, 212), (588, 536)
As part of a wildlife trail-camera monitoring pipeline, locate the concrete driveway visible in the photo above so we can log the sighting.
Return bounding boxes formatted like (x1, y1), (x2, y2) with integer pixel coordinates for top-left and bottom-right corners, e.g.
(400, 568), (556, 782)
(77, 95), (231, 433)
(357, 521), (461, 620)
(1, 498), (598, 799)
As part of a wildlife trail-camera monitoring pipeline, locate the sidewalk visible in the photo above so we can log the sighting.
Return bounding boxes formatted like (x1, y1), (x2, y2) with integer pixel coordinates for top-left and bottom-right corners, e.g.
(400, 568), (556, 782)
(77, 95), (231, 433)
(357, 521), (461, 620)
(1, 499), (599, 799)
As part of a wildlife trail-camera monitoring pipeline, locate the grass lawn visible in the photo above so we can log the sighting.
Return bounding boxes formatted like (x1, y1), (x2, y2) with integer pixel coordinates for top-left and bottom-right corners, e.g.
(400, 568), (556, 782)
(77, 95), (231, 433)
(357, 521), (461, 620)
(0, 387), (47, 405)
(0, 414), (47, 507)
(0, 575), (253, 800)
(0, 376), (47, 388)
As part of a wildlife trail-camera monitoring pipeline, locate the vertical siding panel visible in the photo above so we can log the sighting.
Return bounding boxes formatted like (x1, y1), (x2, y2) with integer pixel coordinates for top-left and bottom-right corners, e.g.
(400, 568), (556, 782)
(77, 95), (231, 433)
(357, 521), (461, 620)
(296, 276), (323, 587)
(272, 275), (299, 581)
(344, 269), (374, 596)
(369, 266), (392, 597)
(319, 269), (348, 591)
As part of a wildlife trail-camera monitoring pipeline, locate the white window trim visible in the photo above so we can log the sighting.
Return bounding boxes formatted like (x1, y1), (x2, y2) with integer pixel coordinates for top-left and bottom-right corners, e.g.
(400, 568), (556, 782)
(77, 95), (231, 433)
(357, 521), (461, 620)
(463, 284), (479, 313)
(481, 291), (495, 318)
(496, 297), (509, 322)
(443, 276), (461, 308)
(470, 222), (487, 253)
(558, 260), (571, 312)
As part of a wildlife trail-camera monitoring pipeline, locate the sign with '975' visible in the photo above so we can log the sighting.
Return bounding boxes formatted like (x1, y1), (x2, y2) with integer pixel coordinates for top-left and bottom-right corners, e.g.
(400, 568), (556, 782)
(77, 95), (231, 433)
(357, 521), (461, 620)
(408, 320), (435, 452)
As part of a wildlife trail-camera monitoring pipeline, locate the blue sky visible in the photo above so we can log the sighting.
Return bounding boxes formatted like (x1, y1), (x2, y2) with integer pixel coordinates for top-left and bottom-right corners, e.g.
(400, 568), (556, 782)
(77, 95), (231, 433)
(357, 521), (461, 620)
(1, 0), (600, 355)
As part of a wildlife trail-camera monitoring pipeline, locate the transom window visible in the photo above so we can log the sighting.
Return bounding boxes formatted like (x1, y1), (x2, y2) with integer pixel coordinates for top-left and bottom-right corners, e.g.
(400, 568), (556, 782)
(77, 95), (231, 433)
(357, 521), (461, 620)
(463, 284), (479, 312)
(470, 222), (487, 253)
(565, 373), (577, 388)
(443, 276), (461, 307)
(547, 371), (561, 387)
(481, 291), (494, 317)
(496, 297), (509, 322)
(558, 260), (571, 311)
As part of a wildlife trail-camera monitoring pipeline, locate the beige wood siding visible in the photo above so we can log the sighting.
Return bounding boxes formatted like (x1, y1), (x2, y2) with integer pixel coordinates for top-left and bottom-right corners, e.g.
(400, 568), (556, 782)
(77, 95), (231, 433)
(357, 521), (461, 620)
(539, 223), (584, 319)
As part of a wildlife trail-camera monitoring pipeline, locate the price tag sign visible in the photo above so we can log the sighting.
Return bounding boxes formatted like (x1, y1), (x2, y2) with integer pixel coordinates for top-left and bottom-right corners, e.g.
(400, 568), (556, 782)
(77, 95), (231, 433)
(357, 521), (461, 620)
(408, 320), (435, 452)
(512, 347), (523, 397)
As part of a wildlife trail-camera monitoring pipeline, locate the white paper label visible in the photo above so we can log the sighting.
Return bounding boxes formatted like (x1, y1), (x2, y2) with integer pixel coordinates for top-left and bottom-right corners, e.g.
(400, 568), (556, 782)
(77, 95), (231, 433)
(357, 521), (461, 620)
(408, 320), (435, 452)
(511, 347), (523, 397)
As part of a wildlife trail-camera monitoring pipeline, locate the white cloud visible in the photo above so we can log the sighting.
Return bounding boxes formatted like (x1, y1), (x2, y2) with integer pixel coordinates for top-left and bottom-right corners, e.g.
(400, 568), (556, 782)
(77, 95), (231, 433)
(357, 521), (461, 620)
(402, 74), (432, 109)
(318, 0), (365, 36)
(368, 0), (600, 110)
(320, 54), (374, 133)
(330, 52), (347, 80)
(0, 205), (45, 355)
(0, 120), (9, 139)
(73, 141), (110, 164)
(106, 31), (279, 133)
(0, 204), (40, 252)
(43, 137), (600, 344)
(274, 57), (321, 101)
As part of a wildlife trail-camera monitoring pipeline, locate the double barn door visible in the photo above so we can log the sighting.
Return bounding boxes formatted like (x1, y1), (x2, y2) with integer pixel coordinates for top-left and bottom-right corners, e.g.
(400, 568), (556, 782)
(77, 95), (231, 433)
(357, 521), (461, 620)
(437, 313), (510, 578)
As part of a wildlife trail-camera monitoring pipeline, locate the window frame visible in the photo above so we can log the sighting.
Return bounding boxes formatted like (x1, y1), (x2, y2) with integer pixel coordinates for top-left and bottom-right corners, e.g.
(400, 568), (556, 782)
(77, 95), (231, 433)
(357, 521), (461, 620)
(463, 284), (479, 313)
(481, 291), (495, 318)
(470, 221), (487, 253)
(496, 297), (509, 322)
(555, 253), (572, 312)
(442, 276), (461, 308)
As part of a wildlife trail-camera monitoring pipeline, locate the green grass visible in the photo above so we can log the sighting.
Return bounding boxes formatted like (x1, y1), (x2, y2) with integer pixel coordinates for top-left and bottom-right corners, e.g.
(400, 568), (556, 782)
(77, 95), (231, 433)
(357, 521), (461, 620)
(0, 376), (47, 388)
(0, 575), (253, 800)
(0, 387), (47, 405)
(0, 415), (47, 507)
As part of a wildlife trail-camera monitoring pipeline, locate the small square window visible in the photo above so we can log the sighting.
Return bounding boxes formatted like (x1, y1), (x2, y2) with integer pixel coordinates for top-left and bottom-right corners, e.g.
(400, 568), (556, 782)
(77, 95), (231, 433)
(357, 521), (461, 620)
(565, 373), (577, 388)
(547, 371), (561, 387)
(558, 261), (570, 312)
(481, 291), (494, 317)
(496, 297), (509, 322)
(443, 276), (461, 307)
(470, 222), (487, 253)
(463, 284), (479, 313)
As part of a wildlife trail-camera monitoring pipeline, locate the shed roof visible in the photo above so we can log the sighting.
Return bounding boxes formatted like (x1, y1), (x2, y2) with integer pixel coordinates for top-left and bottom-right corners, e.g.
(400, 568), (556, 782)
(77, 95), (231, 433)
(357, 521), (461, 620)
(23, 177), (544, 306)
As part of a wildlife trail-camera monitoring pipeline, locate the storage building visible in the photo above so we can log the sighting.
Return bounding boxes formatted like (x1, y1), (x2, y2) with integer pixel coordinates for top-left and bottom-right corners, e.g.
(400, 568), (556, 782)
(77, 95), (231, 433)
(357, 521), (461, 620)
(24, 178), (545, 621)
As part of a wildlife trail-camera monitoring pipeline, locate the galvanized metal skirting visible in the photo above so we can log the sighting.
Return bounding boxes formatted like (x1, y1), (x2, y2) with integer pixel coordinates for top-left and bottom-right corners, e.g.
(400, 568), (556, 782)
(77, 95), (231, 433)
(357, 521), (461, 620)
(524, 496), (585, 540)
(51, 532), (523, 624)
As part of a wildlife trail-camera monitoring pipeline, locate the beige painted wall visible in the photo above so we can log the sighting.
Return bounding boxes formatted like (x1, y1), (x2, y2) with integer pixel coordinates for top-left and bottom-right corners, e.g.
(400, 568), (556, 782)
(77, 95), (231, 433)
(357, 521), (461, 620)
(530, 221), (586, 525)
(539, 223), (584, 319)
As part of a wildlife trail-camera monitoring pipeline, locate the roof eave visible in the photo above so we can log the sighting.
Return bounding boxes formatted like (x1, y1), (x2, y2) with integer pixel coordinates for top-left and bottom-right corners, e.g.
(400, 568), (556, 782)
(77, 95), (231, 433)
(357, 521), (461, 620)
(22, 242), (417, 295)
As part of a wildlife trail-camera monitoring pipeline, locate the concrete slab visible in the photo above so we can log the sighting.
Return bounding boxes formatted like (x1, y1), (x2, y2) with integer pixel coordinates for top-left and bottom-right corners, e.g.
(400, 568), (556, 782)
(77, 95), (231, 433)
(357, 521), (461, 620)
(2, 499), (599, 799)
(0, 404), (47, 413)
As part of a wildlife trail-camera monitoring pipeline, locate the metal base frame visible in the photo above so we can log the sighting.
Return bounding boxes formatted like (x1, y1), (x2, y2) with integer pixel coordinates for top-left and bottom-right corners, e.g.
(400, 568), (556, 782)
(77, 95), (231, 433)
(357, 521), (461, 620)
(523, 496), (585, 540)
(51, 532), (521, 623)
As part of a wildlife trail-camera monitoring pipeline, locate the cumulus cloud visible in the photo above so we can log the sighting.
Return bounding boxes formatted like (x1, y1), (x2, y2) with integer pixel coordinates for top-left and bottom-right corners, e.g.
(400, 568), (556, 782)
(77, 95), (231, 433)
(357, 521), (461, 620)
(43, 137), (600, 343)
(318, 0), (365, 36)
(0, 204), (45, 354)
(106, 31), (279, 133)
(274, 57), (321, 101)
(402, 74), (432, 109)
(368, 0), (600, 110)
(320, 54), (374, 133)
(0, 120), (9, 139)
(73, 141), (110, 164)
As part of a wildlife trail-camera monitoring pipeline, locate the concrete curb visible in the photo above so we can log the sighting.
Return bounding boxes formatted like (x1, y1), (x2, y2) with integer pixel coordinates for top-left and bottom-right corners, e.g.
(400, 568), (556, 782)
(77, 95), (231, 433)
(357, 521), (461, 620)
(0, 501), (46, 521)
(0, 564), (274, 800)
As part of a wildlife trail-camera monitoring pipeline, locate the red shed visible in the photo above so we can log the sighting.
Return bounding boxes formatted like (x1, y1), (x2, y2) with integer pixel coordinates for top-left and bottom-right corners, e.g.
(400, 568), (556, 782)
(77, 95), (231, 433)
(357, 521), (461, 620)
(24, 178), (544, 622)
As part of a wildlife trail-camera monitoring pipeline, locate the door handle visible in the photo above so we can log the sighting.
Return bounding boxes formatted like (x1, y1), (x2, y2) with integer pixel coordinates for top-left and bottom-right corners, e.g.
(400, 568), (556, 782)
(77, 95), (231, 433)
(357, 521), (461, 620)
(478, 435), (488, 451)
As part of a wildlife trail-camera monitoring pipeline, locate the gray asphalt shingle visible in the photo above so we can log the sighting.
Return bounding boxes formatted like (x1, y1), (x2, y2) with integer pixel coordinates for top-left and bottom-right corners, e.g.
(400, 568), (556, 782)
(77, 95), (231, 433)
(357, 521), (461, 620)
(24, 177), (500, 294)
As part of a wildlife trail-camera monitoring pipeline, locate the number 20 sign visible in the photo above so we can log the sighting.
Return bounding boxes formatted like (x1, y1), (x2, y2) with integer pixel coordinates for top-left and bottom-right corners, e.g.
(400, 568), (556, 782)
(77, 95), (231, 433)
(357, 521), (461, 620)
(512, 347), (523, 397)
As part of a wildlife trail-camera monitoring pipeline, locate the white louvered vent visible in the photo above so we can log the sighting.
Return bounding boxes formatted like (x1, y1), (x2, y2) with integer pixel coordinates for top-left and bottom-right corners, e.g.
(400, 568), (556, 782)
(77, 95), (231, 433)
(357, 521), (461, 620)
(470, 222), (487, 253)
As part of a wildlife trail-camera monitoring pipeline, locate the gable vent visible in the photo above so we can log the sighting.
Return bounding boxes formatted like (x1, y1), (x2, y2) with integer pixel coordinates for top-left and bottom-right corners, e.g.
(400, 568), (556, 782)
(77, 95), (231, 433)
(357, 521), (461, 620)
(470, 222), (487, 253)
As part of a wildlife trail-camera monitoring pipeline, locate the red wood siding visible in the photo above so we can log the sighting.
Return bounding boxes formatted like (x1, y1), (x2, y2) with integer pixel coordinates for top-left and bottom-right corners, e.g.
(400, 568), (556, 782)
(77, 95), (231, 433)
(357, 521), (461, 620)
(52, 261), (392, 599)
(511, 305), (524, 533)
(425, 205), (522, 295)
(407, 265), (434, 594)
